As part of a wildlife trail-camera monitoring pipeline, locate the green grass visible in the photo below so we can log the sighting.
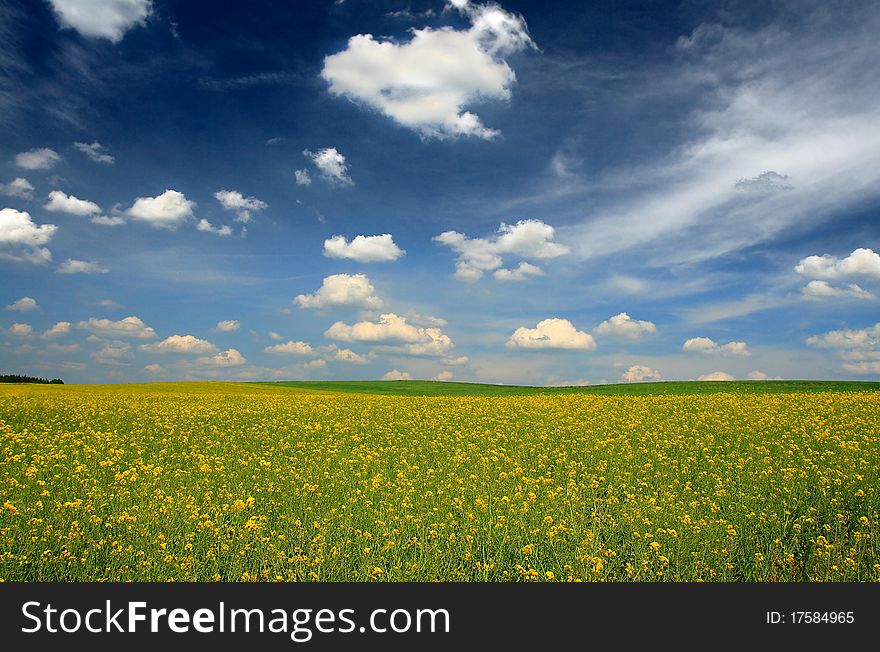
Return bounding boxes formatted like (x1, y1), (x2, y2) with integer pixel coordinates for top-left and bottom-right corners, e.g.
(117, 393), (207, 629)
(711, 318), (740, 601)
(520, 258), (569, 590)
(257, 379), (880, 397)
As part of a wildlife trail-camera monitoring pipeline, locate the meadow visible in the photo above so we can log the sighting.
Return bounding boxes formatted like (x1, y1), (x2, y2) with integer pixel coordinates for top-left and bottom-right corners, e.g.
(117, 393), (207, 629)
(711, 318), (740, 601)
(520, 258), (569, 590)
(1, 380), (878, 581)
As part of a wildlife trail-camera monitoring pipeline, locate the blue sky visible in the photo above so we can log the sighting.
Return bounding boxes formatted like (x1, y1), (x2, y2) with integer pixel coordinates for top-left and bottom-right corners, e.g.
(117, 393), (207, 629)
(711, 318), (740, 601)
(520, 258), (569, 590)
(1, 0), (879, 385)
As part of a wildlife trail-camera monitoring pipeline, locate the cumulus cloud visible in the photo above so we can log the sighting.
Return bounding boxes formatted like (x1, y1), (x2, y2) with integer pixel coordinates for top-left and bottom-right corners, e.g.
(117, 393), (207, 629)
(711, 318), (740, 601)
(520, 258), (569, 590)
(294, 170), (311, 187)
(621, 364), (662, 382)
(806, 323), (880, 373)
(14, 148), (61, 170)
(493, 262), (544, 281)
(91, 342), (133, 365)
(326, 312), (454, 356)
(127, 189), (195, 229)
(57, 259), (108, 274)
(264, 340), (315, 356)
(0, 178), (34, 199)
(593, 312), (657, 339)
(506, 318), (595, 350)
(48, 0), (152, 42)
(140, 334), (218, 354)
(214, 189), (267, 223)
(74, 141), (115, 164)
(801, 280), (874, 301)
(76, 316), (156, 339)
(5, 296), (37, 311)
(267, 331), (283, 341)
(302, 148), (353, 186)
(322, 1), (535, 139)
(213, 319), (240, 332)
(196, 219), (232, 236)
(197, 348), (246, 366)
(323, 234), (404, 262)
(795, 248), (880, 280)
(332, 347), (370, 364)
(7, 323), (32, 336)
(43, 321), (71, 338)
(295, 273), (382, 309)
(382, 369), (412, 381)
(90, 215), (126, 226)
(697, 371), (735, 381)
(44, 190), (101, 216)
(435, 219), (569, 280)
(0, 208), (56, 264)
(682, 337), (750, 356)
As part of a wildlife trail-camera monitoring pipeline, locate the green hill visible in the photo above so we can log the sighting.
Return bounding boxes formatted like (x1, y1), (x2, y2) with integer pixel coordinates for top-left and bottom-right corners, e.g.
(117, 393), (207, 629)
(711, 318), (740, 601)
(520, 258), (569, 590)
(256, 379), (880, 397)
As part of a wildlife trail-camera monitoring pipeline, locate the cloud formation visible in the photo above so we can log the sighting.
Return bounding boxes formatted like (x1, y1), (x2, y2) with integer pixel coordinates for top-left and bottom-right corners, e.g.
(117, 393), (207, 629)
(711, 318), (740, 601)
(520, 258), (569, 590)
(325, 312), (454, 357)
(74, 141), (115, 164)
(44, 190), (101, 216)
(140, 334), (218, 354)
(214, 190), (267, 223)
(0, 178), (34, 199)
(295, 273), (382, 309)
(382, 369), (412, 381)
(507, 318), (595, 350)
(435, 219), (569, 280)
(621, 364), (662, 382)
(322, 0), (535, 139)
(14, 148), (60, 170)
(127, 189), (194, 229)
(594, 312), (657, 339)
(302, 148), (353, 186)
(0, 208), (55, 264)
(323, 234), (404, 262)
(263, 340), (314, 356)
(682, 337), (750, 356)
(57, 259), (109, 274)
(213, 319), (240, 332)
(48, 0), (152, 42)
(697, 371), (735, 381)
(5, 296), (37, 311)
(76, 316), (156, 339)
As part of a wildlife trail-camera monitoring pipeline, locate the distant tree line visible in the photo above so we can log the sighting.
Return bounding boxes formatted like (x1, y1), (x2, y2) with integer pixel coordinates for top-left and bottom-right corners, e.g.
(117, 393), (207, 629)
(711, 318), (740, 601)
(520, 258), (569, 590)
(0, 374), (64, 384)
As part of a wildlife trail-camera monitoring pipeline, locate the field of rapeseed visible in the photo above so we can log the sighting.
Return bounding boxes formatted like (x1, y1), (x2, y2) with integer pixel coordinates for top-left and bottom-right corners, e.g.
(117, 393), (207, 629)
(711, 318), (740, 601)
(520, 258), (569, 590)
(1, 382), (878, 581)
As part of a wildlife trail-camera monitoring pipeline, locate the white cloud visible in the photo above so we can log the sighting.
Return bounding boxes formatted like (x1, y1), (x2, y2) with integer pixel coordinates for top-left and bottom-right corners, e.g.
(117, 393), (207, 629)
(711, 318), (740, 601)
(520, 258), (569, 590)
(323, 234), (404, 263)
(48, 0), (152, 42)
(264, 340), (314, 356)
(302, 148), (353, 186)
(267, 331), (283, 341)
(90, 215), (126, 226)
(43, 321), (71, 338)
(795, 248), (880, 280)
(14, 148), (61, 170)
(382, 369), (412, 381)
(0, 178), (34, 199)
(295, 273), (382, 309)
(806, 323), (880, 351)
(326, 312), (454, 356)
(682, 337), (750, 356)
(6, 296), (37, 311)
(195, 218), (232, 236)
(57, 259), (108, 274)
(801, 280), (875, 301)
(214, 189), (267, 223)
(91, 342), (133, 365)
(321, 1), (534, 139)
(433, 370), (454, 381)
(506, 318), (596, 350)
(213, 319), (240, 332)
(493, 262), (544, 281)
(304, 359), (326, 369)
(76, 316), (156, 339)
(46, 342), (79, 353)
(294, 169), (312, 186)
(7, 323), (32, 336)
(746, 371), (769, 380)
(594, 312), (657, 339)
(144, 363), (163, 373)
(140, 334), (217, 354)
(74, 141), (115, 164)
(841, 360), (880, 374)
(333, 347), (370, 364)
(44, 190), (101, 216)
(127, 189), (195, 229)
(697, 371), (735, 381)
(197, 348), (246, 367)
(435, 219), (569, 280)
(0, 208), (56, 264)
(621, 364), (662, 382)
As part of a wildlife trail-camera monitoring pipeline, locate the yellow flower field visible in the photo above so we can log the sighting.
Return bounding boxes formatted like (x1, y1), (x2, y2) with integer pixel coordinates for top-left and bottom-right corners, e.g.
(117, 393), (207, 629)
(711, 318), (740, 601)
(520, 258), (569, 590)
(1, 382), (878, 581)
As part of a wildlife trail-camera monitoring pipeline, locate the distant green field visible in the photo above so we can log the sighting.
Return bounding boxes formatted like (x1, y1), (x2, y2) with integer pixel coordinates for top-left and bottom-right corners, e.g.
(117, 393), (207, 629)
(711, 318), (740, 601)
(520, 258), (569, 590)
(257, 379), (880, 397)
